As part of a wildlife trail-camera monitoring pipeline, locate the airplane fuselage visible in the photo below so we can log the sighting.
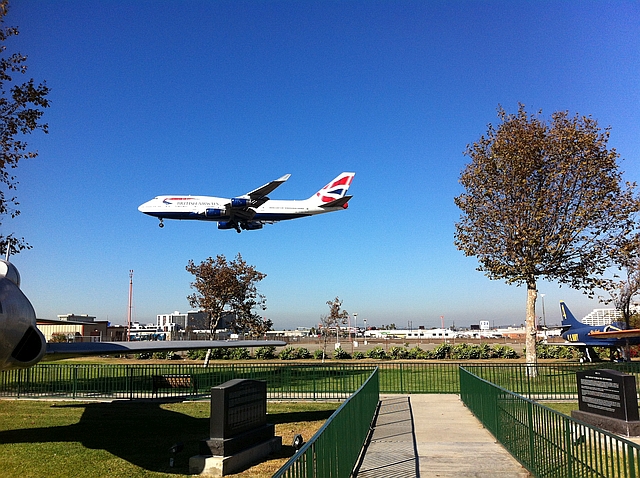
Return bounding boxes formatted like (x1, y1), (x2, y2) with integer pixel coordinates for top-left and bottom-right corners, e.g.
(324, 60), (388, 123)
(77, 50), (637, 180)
(138, 196), (333, 222)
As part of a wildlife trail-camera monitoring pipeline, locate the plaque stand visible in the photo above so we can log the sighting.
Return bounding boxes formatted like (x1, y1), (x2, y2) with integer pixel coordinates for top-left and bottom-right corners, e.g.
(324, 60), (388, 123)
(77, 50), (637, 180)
(189, 437), (282, 477)
(189, 379), (281, 476)
(571, 410), (640, 436)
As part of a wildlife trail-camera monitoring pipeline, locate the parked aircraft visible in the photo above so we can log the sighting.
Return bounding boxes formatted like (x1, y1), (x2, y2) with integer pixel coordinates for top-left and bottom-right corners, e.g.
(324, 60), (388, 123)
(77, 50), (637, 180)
(0, 258), (284, 372)
(138, 172), (355, 232)
(559, 301), (640, 362)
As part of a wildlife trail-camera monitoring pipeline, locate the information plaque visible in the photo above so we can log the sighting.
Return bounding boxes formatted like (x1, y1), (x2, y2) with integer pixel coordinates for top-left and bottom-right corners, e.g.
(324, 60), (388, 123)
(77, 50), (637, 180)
(576, 369), (639, 422)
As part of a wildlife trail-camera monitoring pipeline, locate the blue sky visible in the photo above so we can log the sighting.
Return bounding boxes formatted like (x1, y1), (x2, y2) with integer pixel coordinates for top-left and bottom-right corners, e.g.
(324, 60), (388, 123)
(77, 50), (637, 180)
(6, 1), (640, 329)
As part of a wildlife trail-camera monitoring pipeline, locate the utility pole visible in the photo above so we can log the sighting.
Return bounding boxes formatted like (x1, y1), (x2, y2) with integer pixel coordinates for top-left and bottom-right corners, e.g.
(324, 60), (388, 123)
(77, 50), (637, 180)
(127, 270), (133, 342)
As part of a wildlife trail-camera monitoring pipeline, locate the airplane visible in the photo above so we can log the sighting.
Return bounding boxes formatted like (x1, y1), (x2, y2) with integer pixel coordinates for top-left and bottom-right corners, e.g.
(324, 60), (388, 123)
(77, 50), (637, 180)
(0, 257), (285, 372)
(557, 301), (640, 362)
(138, 172), (355, 232)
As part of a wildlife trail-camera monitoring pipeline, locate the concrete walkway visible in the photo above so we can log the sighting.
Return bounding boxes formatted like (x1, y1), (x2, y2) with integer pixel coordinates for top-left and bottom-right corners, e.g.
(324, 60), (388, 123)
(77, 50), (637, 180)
(355, 394), (530, 478)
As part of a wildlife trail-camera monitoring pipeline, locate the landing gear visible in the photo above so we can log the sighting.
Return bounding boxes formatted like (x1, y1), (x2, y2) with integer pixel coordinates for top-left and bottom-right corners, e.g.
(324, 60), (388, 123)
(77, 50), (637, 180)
(158, 219), (164, 228)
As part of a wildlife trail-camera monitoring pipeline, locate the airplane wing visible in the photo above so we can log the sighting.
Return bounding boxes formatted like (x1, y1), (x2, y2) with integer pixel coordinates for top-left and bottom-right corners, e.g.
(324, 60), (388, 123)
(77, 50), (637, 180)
(45, 340), (286, 359)
(587, 329), (640, 339)
(241, 174), (291, 206)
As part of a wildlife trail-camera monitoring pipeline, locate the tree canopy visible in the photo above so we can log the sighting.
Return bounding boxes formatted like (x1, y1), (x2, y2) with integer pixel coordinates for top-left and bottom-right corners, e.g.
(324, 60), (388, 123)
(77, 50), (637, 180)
(186, 253), (271, 337)
(454, 104), (638, 367)
(0, 1), (50, 255)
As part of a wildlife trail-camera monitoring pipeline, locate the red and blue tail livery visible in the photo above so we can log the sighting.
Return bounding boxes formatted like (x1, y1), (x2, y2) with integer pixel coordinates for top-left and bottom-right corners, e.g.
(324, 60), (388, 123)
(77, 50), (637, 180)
(138, 172), (355, 232)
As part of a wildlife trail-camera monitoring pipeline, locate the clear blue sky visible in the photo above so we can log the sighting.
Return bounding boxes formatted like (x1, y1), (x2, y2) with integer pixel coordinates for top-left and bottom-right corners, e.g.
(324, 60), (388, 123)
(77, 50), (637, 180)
(7, 1), (640, 329)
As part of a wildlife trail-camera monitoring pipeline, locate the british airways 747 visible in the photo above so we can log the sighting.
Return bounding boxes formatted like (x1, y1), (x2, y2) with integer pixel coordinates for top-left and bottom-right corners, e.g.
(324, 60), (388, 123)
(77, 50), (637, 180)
(138, 172), (355, 232)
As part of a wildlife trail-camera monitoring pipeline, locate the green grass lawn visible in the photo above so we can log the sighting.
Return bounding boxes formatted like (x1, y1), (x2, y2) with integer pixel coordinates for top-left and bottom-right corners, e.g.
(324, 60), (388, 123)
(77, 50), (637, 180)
(541, 400), (579, 416)
(0, 399), (338, 478)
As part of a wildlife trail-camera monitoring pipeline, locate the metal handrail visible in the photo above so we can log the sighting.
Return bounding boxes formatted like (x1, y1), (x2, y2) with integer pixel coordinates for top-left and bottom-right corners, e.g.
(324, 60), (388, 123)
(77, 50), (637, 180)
(272, 367), (379, 478)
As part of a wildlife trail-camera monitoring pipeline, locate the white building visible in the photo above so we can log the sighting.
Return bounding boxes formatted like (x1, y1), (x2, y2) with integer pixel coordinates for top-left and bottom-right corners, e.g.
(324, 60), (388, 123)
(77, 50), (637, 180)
(157, 311), (207, 333)
(364, 328), (455, 339)
(581, 309), (623, 326)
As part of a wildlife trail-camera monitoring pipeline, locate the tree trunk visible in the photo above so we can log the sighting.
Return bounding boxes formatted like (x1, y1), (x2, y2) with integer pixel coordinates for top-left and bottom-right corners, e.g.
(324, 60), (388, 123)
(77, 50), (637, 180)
(526, 282), (538, 377)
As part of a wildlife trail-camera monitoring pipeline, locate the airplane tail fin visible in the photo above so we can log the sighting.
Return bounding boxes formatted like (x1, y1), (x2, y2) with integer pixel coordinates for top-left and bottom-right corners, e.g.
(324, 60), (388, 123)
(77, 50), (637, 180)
(310, 172), (355, 205)
(560, 301), (583, 328)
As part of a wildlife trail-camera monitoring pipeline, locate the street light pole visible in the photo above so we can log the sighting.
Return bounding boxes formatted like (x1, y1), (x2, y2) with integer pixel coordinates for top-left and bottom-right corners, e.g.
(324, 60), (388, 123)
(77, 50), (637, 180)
(363, 318), (367, 345)
(353, 312), (358, 351)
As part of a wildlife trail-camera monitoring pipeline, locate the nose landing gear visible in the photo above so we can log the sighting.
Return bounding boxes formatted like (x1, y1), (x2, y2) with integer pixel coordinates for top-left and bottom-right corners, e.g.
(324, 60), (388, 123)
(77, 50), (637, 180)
(158, 219), (164, 228)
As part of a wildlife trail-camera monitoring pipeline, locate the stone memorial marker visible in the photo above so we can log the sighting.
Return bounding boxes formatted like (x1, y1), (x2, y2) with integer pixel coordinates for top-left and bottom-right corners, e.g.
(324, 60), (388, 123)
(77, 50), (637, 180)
(572, 369), (640, 436)
(189, 379), (281, 476)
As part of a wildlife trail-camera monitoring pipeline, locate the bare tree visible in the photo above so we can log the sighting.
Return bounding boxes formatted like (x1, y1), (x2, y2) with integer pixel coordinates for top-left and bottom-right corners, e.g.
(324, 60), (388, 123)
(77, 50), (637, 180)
(455, 104), (638, 373)
(319, 297), (349, 361)
(0, 1), (50, 255)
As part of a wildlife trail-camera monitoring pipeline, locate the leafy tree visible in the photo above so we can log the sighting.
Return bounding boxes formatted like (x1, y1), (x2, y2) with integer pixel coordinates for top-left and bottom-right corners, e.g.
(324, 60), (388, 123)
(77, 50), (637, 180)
(455, 104), (638, 372)
(186, 253), (269, 337)
(0, 1), (50, 255)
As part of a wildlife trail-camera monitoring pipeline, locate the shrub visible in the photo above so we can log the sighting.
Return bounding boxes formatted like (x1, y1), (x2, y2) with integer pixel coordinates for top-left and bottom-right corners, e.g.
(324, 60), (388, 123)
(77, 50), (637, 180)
(450, 344), (480, 360)
(278, 346), (297, 360)
(535, 344), (580, 360)
(208, 348), (229, 360)
(366, 346), (388, 360)
(295, 347), (312, 359)
(352, 351), (365, 360)
(255, 346), (276, 360)
(492, 344), (518, 359)
(333, 347), (351, 360)
(388, 346), (409, 359)
(313, 349), (330, 360)
(49, 332), (68, 343)
(407, 346), (427, 359)
(228, 347), (251, 360)
(187, 349), (207, 360)
(431, 343), (451, 359)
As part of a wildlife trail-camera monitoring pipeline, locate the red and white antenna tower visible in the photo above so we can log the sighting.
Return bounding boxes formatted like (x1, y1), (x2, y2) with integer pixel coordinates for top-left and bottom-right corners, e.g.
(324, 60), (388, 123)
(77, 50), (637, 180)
(127, 270), (133, 342)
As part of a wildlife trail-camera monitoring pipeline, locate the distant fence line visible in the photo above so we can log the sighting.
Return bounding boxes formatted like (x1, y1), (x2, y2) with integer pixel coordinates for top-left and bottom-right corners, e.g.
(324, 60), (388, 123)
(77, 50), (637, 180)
(3, 361), (640, 400)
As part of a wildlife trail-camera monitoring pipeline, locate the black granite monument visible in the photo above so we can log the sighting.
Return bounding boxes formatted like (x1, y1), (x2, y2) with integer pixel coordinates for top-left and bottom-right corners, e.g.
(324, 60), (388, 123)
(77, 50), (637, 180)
(572, 369), (640, 436)
(199, 378), (279, 457)
(190, 378), (281, 476)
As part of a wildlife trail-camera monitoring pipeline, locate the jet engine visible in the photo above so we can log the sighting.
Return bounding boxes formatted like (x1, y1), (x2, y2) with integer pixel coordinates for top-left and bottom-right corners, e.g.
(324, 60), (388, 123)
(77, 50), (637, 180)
(231, 198), (249, 208)
(0, 260), (46, 371)
(205, 208), (224, 218)
(217, 221), (236, 230)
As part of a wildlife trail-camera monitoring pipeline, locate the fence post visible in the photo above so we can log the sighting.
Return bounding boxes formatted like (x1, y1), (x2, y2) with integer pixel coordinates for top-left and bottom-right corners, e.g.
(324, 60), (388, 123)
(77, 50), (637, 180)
(399, 363), (404, 394)
(526, 400), (536, 475)
(563, 416), (574, 478)
(73, 365), (78, 400)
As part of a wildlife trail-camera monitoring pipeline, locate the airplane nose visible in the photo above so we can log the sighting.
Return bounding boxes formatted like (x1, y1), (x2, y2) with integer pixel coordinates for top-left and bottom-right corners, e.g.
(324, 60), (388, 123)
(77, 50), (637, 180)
(138, 200), (152, 213)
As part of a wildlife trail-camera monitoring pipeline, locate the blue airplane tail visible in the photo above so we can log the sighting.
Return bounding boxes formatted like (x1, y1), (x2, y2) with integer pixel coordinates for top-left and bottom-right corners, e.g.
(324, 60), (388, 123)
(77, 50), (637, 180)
(560, 301), (583, 328)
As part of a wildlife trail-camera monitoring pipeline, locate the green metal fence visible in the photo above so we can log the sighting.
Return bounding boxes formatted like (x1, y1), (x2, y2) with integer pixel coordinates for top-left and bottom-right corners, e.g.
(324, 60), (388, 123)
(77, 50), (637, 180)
(464, 362), (640, 400)
(273, 367), (379, 478)
(4, 361), (640, 399)
(460, 367), (640, 478)
(0, 363), (376, 400)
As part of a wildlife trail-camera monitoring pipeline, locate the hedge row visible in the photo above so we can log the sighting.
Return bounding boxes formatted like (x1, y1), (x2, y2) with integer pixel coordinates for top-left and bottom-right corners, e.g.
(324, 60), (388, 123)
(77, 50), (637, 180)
(133, 343), (520, 361)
